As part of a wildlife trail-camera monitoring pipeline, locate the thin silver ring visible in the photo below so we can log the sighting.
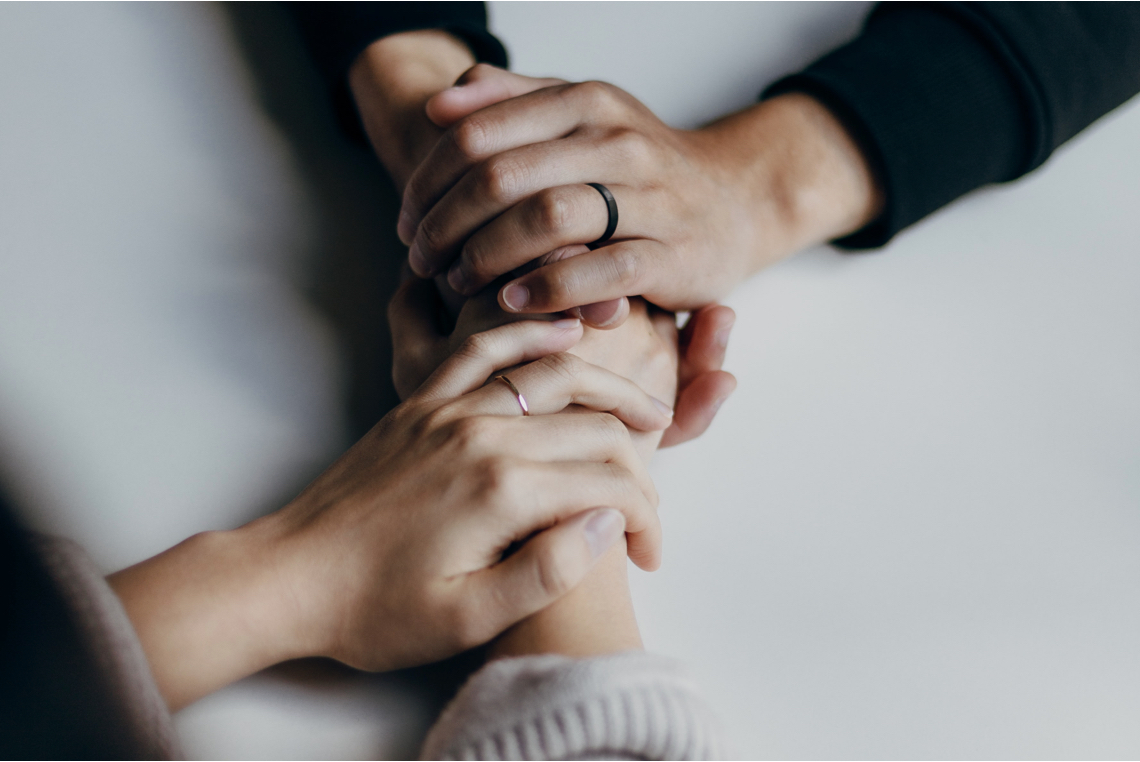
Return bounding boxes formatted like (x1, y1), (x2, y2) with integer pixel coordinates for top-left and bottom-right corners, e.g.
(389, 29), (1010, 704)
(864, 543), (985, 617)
(494, 375), (530, 416)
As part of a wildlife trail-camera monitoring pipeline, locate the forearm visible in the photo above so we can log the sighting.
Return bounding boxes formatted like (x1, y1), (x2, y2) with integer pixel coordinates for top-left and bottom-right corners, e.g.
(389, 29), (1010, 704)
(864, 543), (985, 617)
(107, 519), (306, 711)
(348, 30), (476, 191)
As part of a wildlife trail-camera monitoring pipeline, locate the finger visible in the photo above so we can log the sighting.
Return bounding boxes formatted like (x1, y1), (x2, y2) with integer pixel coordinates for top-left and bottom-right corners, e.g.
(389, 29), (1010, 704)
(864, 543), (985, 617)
(476, 460), (660, 570)
(408, 133), (642, 278)
(425, 64), (565, 128)
(499, 239), (669, 315)
(456, 351), (673, 432)
(400, 80), (634, 245)
(677, 305), (736, 388)
(463, 412), (658, 506)
(570, 297), (629, 330)
(464, 508), (625, 635)
(400, 81), (586, 245)
(445, 183), (637, 295)
(529, 248), (633, 331)
(388, 277), (449, 399)
(416, 319), (583, 401)
(659, 370), (737, 448)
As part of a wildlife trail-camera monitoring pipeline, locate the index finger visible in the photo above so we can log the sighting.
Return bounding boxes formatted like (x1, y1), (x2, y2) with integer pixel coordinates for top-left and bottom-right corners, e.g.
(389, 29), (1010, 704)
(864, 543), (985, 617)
(399, 81), (625, 253)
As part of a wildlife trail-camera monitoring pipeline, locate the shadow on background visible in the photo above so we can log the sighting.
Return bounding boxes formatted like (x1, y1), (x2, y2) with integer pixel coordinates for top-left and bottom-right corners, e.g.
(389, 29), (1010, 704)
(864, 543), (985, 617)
(220, 5), (477, 758)
(225, 2), (403, 439)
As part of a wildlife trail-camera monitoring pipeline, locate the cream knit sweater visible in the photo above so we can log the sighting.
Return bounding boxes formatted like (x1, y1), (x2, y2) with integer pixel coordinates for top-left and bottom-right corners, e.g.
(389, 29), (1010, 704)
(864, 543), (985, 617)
(40, 536), (726, 760)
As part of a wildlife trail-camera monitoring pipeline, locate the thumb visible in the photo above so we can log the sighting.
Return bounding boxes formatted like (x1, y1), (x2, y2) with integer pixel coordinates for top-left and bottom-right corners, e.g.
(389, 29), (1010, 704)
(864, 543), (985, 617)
(469, 508), (625, 626)
(426, 64), (565, 127)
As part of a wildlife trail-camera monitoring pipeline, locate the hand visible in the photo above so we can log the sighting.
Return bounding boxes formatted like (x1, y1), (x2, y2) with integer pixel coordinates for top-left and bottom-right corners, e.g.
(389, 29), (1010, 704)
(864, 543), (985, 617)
(389, 275), (736, 448)
(110, 318), (672, 710)
(397, 67), (883, 323)
(349, 35), (560, 192)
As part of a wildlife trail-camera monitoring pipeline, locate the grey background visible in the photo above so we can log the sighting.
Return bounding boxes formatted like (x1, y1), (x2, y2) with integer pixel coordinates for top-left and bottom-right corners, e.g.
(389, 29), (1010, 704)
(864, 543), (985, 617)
(1, 2), (1138, 758)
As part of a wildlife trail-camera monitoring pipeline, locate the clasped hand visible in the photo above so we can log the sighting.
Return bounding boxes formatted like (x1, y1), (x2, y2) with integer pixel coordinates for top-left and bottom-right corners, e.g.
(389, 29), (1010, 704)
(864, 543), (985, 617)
(398, 65), (771, 324)
(112, 318), (670, 709)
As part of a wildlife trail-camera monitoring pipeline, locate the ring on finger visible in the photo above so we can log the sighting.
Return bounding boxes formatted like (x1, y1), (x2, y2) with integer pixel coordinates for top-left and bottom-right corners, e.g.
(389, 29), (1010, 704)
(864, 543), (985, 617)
(585, 183), (618, 249)
(494, 374), (530, 416)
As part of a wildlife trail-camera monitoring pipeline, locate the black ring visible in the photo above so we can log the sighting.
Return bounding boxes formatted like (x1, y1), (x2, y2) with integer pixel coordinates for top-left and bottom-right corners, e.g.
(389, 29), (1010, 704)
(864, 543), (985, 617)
(586, 183), (618, 249)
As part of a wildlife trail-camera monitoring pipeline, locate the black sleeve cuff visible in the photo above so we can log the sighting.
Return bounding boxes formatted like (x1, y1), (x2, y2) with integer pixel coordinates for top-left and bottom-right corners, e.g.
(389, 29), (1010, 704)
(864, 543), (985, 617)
(764, 4), (1030, 249)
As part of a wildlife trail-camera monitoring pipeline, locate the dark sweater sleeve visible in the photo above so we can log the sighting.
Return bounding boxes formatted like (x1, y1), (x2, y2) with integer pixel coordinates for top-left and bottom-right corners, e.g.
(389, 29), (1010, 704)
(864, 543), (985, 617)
(287, 2), (508, 142)
(0, 496), (167, 758)
(764, 2), (1140, 248)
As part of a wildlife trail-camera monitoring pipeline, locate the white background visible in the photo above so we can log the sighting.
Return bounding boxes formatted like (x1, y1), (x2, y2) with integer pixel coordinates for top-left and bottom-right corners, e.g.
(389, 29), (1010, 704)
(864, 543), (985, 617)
(1, 2), (1137, 758)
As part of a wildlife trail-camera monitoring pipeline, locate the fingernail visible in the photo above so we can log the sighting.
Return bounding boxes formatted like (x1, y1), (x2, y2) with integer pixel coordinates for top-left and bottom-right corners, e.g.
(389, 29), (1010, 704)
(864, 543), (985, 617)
(651, 397), (674, 418)
(502, 282), (529, 311)
(551, 318), (581, 330)
(578, 299), (621, 327)
(711, 395), (728, 413)
(408, 242), (429, 276)
(715, 327), (732, 351)
(583, 509), (624, 558)
(398, 210), (415, 244)
(447, 263), (470, 294)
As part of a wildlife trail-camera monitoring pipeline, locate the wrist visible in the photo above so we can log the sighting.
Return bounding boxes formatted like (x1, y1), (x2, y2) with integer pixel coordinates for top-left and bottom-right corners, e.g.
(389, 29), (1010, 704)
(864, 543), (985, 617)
(699, 92), (884, 269)
(488, 539), (642, 661)
(349, 29), (477, 190)
(108, 519), (309, 710)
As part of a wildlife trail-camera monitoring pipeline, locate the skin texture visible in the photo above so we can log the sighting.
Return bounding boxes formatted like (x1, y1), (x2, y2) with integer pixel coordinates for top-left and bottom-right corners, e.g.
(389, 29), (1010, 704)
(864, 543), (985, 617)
(99, 26), (889, 717)
(353, 34), (737, 449)
(398, 66), (883, 325)
(385, 277), (684, 659)
(109, 319), (674, 711)
(350, 32), (754, 661)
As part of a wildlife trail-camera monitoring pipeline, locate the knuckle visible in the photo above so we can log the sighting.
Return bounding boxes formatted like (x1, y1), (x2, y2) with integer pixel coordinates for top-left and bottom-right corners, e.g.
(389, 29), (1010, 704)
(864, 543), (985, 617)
(599, 411), (628, 440)
(450, 415), (496, 452)
(541, 351), (582, 384)
(531, 266), (575, 307)
(609, 127), (654, 170)
(457, 63), (500, 88)
(608, 246), (644, 289)
(452, 116), (492, 161)
(477, 156), (526, 205)
(418, 404), (457, 437)
(474, 456), (521, 504)
(459, 239), (490, 278)
(456, 331), (494, 362)
(609, 463), (648, 508)
(416, 213), (448, 256)
(574, 80), (619, 114)
(531, 187), (575, 236)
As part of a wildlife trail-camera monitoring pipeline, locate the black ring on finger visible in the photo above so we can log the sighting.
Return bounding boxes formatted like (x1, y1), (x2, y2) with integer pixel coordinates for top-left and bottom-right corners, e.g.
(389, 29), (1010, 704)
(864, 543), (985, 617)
(586, 183), (618, 249)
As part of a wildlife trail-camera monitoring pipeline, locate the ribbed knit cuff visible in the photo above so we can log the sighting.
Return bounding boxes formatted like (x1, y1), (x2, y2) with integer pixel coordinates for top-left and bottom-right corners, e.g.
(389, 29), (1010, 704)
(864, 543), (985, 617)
(421, 651), (725, 760)
(764, 4), (1029, 249)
